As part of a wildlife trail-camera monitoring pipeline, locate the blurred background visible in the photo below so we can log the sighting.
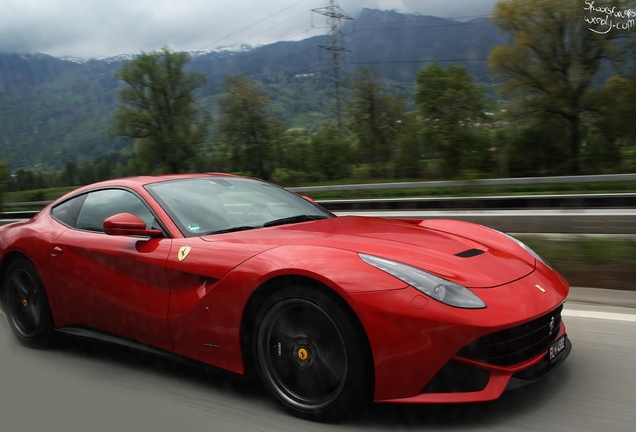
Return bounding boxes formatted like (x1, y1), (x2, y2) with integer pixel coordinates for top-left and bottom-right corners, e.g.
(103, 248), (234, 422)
(1, 0), (635, 430)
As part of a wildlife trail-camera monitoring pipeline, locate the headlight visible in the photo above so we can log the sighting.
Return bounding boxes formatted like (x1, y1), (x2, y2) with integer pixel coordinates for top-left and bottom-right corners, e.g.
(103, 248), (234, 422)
(497, 231), (552, 270)
(359, 254), (486, 309)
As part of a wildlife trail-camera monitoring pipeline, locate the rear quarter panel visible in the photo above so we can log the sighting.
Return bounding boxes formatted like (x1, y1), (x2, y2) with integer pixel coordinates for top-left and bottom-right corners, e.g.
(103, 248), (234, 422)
(0, 213), (68, 322)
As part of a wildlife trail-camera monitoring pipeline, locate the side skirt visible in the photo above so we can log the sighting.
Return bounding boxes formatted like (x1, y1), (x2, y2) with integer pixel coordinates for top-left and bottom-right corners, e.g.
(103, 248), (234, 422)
(54, 326), (249, 380)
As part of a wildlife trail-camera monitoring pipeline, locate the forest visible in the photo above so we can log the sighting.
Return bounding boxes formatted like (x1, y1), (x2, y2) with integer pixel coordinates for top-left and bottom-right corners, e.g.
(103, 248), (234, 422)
(1, 2), (635, 198)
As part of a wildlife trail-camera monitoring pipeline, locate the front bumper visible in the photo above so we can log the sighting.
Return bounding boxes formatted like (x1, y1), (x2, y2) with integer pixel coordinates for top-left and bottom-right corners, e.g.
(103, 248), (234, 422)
(345, 266), (571, 403)
(379, 329), (571, 404)
(505, 334), (572, 391)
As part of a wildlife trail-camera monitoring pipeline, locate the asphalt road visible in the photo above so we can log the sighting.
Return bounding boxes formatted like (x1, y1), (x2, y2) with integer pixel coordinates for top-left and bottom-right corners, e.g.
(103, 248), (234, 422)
(0, 300), (635, 432)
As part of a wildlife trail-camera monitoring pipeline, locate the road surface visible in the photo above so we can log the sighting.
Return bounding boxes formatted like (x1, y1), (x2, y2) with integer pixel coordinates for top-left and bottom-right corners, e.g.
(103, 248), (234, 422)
(0, 298), (634, 432)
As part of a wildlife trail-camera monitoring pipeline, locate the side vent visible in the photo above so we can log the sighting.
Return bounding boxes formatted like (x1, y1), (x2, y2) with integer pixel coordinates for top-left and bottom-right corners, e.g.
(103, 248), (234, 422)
(455, 249), (485, 258)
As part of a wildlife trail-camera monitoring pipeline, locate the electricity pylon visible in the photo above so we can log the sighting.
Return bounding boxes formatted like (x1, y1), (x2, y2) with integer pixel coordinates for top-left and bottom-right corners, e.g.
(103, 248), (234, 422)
(312, 0), (353, 128)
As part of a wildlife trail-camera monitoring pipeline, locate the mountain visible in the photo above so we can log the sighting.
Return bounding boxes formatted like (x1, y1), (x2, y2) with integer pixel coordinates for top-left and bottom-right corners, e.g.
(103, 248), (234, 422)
(0, 9), (503, 171)
(345, 10), (498, 82)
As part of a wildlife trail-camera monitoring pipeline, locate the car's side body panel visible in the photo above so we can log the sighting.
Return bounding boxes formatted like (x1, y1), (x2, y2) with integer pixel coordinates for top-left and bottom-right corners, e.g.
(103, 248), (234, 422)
(49, 228), (173, 351)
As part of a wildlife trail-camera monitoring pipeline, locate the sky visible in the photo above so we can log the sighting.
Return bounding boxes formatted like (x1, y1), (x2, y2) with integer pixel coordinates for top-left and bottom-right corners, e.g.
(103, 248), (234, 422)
(0, 0), (498, 59)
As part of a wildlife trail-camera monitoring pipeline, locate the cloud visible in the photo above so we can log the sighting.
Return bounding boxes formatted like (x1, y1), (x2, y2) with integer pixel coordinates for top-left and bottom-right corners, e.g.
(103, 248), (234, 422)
(361, 0), (497, 17)
(0, 0), (497, 58)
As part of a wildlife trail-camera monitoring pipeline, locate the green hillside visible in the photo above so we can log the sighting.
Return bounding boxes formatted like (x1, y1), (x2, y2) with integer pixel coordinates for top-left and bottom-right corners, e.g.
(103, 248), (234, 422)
(0, 10), (501, 171)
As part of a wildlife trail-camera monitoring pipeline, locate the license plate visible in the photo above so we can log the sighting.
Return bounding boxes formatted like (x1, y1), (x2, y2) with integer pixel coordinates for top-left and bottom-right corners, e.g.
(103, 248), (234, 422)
(549, 335), (566, 362)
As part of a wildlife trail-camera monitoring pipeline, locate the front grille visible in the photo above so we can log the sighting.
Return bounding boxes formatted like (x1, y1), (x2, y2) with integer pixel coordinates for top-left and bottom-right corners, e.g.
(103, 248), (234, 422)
(456, 304), (563, 366)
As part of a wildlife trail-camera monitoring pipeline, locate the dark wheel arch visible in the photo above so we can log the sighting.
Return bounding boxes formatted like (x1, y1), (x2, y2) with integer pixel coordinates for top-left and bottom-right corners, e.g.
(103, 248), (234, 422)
(1, 255), (55, 347)
(0, 252), (29, 309)
(244, 276), (374, 420)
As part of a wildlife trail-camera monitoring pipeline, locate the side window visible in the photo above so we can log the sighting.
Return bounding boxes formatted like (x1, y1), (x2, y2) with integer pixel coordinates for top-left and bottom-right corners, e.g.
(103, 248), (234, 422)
(75, 189), (155, 233)
(51, 194), (86, 227)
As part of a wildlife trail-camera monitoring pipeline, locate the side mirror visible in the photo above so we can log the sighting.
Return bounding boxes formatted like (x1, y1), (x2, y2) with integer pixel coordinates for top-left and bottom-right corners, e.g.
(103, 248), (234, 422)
(104, 213), (163, 238)
(302, 196), (317, 204)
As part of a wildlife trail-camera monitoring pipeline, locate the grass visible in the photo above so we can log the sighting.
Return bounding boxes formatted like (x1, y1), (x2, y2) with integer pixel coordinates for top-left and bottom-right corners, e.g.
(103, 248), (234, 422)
(519, 236), (636, 265)
(518, 236), (636, 290)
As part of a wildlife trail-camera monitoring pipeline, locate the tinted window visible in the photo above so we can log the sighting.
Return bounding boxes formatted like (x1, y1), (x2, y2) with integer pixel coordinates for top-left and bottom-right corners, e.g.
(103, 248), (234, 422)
(74, 189), (155, 232)
(146, 177), (333, 237)
(51, 194), (86, 227)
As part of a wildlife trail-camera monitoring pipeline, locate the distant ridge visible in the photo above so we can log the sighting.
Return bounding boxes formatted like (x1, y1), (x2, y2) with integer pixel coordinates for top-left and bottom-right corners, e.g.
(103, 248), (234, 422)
(0, 8), (502, 170)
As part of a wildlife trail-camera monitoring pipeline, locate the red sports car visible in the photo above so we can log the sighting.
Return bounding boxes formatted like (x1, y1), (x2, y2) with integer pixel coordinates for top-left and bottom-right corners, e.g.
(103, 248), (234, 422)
(0, 173), (570, 420)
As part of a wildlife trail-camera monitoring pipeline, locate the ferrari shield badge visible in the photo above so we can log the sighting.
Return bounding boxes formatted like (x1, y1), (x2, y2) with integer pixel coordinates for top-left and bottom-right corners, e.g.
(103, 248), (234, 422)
(178, 246), (192, 262)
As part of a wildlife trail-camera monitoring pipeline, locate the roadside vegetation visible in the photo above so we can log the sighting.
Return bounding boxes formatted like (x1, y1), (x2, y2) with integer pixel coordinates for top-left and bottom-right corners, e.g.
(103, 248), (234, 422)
(1, 1), (634, 289)
(4, 179), (635, 207)
(3, 1), (636, 196)
(519, 236), (636, 291)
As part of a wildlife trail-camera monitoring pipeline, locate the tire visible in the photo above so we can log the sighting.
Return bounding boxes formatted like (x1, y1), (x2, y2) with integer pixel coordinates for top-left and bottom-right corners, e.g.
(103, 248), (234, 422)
(3, 258), (54, 347)
(253, 286), (372, 421)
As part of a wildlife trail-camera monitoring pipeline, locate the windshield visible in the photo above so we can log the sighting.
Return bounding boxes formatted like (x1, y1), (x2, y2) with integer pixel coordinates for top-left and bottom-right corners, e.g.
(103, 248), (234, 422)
(145, 177), (333, 237)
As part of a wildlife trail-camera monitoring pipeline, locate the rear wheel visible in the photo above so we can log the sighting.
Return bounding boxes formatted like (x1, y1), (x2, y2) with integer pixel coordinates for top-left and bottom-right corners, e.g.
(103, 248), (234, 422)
(253, 286), (371, 420)
(3, 258), (54, 347)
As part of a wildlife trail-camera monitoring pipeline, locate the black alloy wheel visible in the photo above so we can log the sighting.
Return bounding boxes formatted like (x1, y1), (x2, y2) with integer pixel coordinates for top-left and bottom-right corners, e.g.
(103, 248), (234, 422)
(254, 287), (371, 420)
(3, 258), (54, 346)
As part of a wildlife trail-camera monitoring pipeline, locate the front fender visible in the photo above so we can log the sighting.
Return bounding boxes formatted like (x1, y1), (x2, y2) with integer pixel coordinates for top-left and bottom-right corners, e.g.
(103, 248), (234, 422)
(167, 245), (406, 375)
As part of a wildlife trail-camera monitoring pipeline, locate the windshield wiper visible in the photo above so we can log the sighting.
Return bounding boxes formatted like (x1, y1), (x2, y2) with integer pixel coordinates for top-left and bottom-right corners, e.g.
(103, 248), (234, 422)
(263, 215), (329, 228)
(202, 225), (258, 235)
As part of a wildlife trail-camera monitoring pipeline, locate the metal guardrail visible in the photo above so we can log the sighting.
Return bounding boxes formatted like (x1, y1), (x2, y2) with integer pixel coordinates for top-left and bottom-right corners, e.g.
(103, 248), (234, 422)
(4, 193), (635, 218)
(3, 174), (635, 208)
(331, 209), (636, 235)
(320, 193), (636, 211)
(2, 175), (635, 233)
(1, 211), (40, 220)
(288, 173), (636, 193)
(4, 200), (52, 208)
(3, 195), (636, 234)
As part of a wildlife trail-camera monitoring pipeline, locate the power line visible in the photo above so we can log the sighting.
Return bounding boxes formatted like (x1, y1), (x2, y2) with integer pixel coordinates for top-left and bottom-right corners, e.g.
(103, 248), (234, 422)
(351, 58), (489, 65)
(141, 0), (253, 51)
(345, 19), (494, 34)
(198, 0), (309, 50)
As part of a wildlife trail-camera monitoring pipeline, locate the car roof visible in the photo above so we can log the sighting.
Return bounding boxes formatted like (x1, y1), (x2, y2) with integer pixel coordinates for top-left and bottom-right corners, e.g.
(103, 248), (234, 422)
(79, 172), (240, 189)
(54, 173), (243, 203)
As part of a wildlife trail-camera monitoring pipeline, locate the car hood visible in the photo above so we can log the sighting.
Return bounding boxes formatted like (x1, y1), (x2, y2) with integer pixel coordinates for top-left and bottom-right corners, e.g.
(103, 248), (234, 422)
(202, 216), (535, 288)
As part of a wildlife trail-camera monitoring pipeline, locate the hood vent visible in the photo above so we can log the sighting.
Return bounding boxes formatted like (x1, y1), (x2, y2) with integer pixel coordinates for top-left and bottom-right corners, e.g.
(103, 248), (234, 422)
(455, 249), (485, 258)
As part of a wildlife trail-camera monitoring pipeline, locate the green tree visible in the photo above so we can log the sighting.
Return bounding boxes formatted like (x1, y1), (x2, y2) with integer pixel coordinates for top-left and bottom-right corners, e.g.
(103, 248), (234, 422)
(507, 113), (570, 176)
(61, 161), (78, 186)
(394, 112), (424, 178)
(0, 162), (8, 214)
(350, 68), (404, 176)
(280, 131), (312, 174)
(111, 47), (209, 173)
(309, 126), (351, 181)
(217, 75), (287, 180)
(583, 74), (636, 172)
(489, 0), (627, 174)
(15, 169), (36, 191)
(415, 62), (488, 177)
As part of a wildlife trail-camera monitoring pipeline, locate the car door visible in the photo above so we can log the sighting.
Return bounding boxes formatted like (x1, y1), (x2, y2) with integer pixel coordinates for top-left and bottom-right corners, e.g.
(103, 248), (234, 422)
(49, 188), (173, 351)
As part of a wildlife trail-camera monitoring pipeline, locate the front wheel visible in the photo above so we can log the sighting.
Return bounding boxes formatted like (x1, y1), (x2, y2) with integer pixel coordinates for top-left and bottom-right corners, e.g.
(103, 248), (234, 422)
(253, 287), (372, 420)
(3, 258), (54, 347)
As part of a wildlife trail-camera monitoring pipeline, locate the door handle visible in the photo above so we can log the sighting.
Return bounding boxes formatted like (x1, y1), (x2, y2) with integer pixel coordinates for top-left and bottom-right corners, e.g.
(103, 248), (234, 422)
(51, 246), (64, 256)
